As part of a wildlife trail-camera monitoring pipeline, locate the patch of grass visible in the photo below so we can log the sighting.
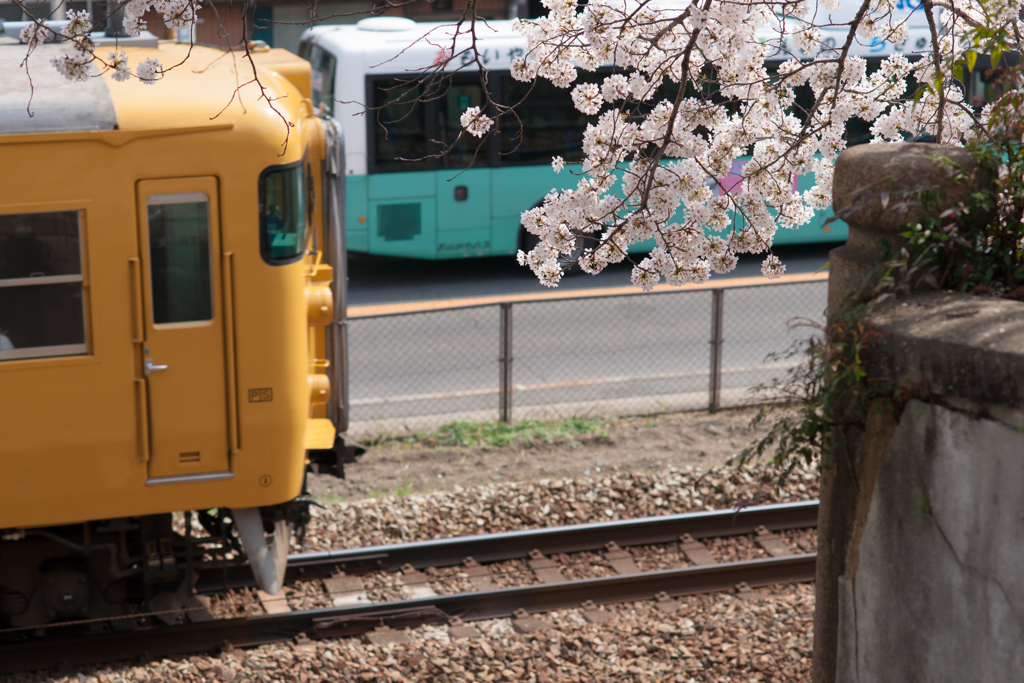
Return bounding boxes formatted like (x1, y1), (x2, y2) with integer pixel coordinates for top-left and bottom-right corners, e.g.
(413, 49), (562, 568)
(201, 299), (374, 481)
(366, 478), (419, 499)
(316, 491), (344, 506)
(366, 417), (610, 450)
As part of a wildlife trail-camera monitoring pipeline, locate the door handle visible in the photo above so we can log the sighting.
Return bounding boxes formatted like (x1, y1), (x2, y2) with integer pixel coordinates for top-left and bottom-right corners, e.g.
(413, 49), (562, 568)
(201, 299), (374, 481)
(144, 359), (169, 375)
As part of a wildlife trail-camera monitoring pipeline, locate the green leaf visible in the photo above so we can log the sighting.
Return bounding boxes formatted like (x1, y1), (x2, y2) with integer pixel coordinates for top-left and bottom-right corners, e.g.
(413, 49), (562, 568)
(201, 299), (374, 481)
(966, 50), (977, 73)
(992, 47), (1002, 67)
(953, 64), (964, 84)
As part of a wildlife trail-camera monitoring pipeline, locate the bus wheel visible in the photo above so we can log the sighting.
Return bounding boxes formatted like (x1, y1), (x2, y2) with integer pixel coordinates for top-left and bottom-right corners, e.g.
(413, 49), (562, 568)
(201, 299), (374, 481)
(519, 226), (541, 254)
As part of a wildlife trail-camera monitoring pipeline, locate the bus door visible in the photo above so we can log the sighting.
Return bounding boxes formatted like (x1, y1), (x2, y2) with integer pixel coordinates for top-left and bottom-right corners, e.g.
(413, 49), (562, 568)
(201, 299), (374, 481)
(433, 76), (492, 258)
(367, 78), (439, 259)
(135, 177), (231, 479)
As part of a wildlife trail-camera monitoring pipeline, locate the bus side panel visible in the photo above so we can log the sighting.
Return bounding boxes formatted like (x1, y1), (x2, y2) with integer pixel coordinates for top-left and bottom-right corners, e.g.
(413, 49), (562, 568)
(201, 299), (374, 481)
(435, 167), (491, 258)
(491, 164), (578, 252)
(492, 217), (521, 255)
(367, 172), (437, 259)
(345, 175), (369, 253)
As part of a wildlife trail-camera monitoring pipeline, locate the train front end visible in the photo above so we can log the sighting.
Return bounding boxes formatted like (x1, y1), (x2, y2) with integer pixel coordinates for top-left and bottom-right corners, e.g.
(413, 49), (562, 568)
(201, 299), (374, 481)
(0, 34), (350, 628)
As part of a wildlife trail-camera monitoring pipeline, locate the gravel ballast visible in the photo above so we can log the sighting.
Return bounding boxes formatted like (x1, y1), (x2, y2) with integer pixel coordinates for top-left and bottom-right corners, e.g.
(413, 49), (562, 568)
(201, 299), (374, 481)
(7, 583), (814, 683)
(299, 463), (818, 551)
(9, 460), (819, 683)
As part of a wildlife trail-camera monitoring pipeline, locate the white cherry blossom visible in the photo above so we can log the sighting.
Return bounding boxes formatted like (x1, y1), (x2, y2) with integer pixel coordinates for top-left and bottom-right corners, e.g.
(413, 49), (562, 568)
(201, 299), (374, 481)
(108, 50), (131, 82)
(136, 57), (163, 85)
(61, 9), (93, 38)
(485, 0), (1018, 289)
(460, 106), (494, 138)
(19, 22), (49, 49)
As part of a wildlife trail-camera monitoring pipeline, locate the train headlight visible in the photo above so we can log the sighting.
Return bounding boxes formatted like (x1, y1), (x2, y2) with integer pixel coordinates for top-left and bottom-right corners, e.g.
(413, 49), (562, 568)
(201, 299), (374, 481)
(305, 284), (334, 327)
(308, 373), (330, 405)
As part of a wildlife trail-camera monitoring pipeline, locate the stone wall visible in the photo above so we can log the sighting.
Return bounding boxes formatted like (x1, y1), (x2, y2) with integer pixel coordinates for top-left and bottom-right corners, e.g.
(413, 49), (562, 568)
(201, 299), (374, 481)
(834, 292), (1024, 681)
(815, 143), (1024, 682)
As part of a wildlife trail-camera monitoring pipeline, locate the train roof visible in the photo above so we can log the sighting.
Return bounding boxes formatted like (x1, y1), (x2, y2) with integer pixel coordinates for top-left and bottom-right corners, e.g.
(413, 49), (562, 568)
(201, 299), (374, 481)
(0, 36), (312, 136)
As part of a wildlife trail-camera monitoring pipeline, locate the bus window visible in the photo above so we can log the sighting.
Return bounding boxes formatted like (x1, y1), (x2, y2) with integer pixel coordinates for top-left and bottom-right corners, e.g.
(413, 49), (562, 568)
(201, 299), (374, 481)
(0, 210), (87, 360)
(499, 76), (590, 165)
(260, 162), (309, 264)
(309, 45), (337, 116)
(436, 77), (486, 167)
(372, 79), (429, 172)
(297, 35), (313, 61)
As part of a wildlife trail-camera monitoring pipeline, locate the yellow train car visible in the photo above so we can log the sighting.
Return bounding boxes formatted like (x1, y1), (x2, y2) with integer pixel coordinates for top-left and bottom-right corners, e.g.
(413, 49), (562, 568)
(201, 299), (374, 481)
(0, 32), (355, 627)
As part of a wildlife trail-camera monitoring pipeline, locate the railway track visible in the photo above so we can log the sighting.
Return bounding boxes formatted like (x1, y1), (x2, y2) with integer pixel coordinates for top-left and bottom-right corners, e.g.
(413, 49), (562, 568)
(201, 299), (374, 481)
(0, 500), (818, 674)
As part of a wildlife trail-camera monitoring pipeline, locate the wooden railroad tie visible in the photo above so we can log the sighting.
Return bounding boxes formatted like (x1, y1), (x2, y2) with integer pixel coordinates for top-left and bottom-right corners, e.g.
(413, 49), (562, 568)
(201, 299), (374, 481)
(256, 590), (291, 615)
(527, 549), (565, 583)
(448, 616), (483, 639)
(678, 534), (716, 566)
(461, 556), (496, 591)
(754, 525), (793, 558)
(580, 599), (614, 623)
(603, 542), (640, 575)
(398, 563), (438, 599)
(322, 573), (371, 607)
(511, 608), (552, 633)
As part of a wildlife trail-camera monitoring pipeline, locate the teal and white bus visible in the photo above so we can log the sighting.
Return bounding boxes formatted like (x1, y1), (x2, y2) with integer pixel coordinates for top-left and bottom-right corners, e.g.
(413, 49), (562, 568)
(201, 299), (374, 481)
(298, 13), (932, 261)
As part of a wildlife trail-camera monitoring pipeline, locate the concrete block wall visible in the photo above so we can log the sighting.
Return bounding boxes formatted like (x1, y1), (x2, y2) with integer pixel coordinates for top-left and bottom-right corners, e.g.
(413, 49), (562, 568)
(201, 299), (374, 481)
(815, 143), (1024, 682)
(834, 294), (1024, 682)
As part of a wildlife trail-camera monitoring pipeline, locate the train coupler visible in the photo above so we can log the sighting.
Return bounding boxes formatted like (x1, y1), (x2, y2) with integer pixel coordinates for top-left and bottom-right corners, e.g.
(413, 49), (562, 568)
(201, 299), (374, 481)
(306, 434), (366, 480)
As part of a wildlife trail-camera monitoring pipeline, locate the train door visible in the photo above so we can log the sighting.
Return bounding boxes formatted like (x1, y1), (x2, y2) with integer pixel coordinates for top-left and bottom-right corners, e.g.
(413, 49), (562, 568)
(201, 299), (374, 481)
(136, 177), (231, 479)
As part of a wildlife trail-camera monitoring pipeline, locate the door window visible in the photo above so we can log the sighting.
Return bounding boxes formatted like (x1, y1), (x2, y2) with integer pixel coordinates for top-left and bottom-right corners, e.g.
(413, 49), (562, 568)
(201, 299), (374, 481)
(0, 210), (87, 360)
(146, 193), (213, 324)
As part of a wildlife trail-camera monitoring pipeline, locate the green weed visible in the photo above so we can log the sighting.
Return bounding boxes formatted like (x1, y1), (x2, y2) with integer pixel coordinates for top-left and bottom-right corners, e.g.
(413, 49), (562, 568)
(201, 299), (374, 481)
(365, 417), (609, 450)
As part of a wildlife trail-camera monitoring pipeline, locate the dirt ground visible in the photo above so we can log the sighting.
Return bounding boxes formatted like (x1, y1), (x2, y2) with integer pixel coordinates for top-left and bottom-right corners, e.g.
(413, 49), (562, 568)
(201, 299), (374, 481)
(307, 406), (779, 502)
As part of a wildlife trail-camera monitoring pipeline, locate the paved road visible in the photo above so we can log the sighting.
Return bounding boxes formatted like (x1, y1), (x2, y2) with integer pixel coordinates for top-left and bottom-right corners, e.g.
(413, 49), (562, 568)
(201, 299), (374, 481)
(347, 242), (834, 306)
(345, 251), (828, 432)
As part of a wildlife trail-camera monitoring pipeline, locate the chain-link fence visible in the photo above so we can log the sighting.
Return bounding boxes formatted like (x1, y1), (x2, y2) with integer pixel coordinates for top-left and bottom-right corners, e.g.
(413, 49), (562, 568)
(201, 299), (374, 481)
(347, 274), (827, 435)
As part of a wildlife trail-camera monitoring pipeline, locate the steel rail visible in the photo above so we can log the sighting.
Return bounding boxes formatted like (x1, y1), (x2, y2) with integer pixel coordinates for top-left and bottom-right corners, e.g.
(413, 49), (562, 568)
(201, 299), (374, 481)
(0, 553), (816, 673)
(196, 499), (818, 592)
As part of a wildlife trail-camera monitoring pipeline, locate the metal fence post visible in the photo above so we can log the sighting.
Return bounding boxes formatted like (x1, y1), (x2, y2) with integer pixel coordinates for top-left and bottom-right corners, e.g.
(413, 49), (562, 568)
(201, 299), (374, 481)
(499, 302), (513, 423)
(708, 289), (724, 412)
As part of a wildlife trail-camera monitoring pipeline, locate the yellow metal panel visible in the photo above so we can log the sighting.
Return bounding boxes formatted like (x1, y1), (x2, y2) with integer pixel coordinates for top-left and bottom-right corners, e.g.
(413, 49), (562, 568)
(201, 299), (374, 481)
(251, 49), (313, 100)
(222, 252), (241, 455)
(304, 418), (336, 450)
(0, 42), (324, 530)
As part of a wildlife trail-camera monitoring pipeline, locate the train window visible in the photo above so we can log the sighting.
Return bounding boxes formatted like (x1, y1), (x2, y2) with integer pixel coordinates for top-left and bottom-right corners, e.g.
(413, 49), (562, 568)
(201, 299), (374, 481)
(260, 161), (309, 263)
(146, 193), (213, 324)
(0, 210), (87, 361)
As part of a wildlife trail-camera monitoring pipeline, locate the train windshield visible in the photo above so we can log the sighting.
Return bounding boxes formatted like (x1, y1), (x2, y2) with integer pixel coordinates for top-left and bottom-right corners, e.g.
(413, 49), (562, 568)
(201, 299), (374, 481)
(261, 162), (309, 263)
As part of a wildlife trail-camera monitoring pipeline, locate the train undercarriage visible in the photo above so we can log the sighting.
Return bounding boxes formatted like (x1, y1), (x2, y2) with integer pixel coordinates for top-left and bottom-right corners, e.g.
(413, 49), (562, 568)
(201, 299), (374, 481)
(0, 437), (363, 631)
